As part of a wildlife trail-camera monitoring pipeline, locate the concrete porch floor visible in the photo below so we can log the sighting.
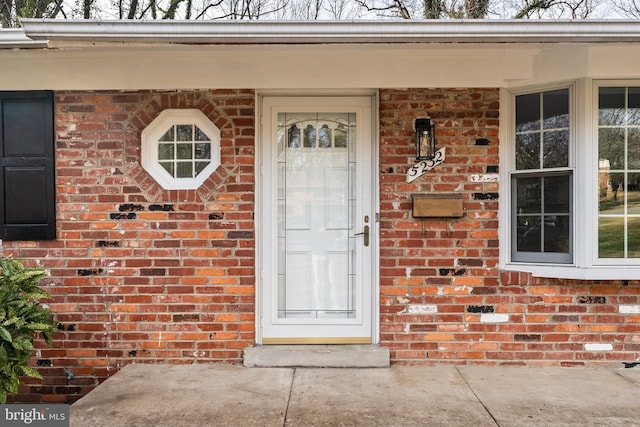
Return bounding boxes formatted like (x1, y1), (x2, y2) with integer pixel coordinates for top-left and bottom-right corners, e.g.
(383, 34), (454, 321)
(71, 363), (640, 426)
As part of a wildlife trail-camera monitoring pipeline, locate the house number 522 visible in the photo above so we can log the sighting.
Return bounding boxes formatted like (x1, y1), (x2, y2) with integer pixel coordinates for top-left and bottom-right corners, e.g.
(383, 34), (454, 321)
(406, 147), (446, 183)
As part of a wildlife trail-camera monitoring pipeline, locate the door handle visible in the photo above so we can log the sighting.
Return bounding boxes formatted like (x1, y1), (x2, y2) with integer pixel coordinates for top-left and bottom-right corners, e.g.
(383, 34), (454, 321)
(354, 225), (369, 247)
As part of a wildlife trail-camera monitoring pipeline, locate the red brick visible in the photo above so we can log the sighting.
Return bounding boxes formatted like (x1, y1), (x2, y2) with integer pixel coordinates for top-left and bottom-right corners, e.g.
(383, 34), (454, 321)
(7, 87), (640, 405)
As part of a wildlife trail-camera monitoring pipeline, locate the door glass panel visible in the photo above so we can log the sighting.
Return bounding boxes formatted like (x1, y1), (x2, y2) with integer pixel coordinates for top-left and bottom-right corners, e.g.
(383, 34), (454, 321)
(288, 124), (301, 149)
(319, 124), (331, 148)
(276, 112), (357, 319)
(335, 124), (348, 148)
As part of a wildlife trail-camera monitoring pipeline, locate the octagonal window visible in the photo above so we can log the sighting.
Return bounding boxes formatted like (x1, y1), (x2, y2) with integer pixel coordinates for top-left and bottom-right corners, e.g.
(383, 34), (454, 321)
(142, 109), (221, 190)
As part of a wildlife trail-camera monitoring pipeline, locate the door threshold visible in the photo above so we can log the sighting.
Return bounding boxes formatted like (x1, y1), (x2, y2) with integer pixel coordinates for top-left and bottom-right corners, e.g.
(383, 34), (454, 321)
(262, 337), (371, 345)
(243, 344), (390, 368)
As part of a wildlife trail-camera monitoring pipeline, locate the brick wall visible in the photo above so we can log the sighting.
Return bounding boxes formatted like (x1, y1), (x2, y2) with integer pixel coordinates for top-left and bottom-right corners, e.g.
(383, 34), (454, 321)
(3, 90), (256, 403)
(378, 88), (640, 366)
(3, 87), (640, 403)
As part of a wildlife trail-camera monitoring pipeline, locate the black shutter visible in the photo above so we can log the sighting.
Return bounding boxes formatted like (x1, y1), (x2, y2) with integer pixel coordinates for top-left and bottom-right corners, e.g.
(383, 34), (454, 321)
(0, 91), (56, 240)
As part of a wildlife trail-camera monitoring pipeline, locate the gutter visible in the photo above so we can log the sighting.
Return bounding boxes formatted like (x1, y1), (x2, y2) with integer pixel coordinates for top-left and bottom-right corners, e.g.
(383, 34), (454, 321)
(18, 19), (640, 45)
(0, 29), (48, 48)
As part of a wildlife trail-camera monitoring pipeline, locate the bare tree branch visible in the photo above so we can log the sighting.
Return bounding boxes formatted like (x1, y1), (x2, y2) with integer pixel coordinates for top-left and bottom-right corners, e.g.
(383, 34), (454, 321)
(354, 0), (411, 17)
(194, 0), (225, 19)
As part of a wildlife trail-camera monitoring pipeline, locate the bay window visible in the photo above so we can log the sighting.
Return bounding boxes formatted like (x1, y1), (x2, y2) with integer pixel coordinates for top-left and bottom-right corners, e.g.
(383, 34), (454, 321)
(502, 81), (640, 279)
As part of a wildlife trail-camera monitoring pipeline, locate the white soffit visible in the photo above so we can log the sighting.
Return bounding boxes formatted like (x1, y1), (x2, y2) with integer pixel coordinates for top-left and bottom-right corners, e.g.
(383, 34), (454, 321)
(0, 42), (539, 89)
(16, 19), (640, 45)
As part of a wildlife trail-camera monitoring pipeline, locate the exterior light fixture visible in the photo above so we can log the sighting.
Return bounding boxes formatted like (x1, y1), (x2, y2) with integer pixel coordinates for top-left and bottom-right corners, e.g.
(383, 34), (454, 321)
(415, 118), (436, 160)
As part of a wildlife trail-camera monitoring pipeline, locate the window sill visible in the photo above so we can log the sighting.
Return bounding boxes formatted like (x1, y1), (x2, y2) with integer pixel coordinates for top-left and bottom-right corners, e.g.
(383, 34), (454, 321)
(501, 263), (640, 280)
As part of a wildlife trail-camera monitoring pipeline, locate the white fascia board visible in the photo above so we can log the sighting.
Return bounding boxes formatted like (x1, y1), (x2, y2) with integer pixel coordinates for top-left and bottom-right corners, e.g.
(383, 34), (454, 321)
(18, 19), (640, 45)
(0, 29), (47, 48)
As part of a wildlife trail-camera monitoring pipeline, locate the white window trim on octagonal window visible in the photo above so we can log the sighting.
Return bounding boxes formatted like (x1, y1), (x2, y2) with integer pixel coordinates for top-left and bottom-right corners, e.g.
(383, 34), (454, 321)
(141, 109), (221, 190)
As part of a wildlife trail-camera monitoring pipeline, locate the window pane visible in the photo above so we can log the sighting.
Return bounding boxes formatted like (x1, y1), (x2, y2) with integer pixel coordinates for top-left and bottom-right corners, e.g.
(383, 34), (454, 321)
(176, 162), (192, 178)
(543, 89), (569, 129)
(176, 125), (193, 141)
(629, 217), (640, 257)
(195, 143), (211, 160)
(513, 172), (571, 262)
(516, 133), (540, 170)
(599, 217), (625, 258)
(543, 130), (569, 168)
(516, 177), (541, 213)
(517, 216), (542, 252)
(158, 144), (174, 160)
(194, 126), (210, 141)
(160, 162), (174, 177)
(629, 173), (640, 214)
(176, 143), (192, 160)
(195, 162), (209, 175)
(599, 128), (625, 170)
(544, 215), (570, 253)
(628, 87), (640, 125)
(599, 172), (624, 213)
(160, 126), (174, 142)
(629, 128), (640, 169)
(516, 89), (569, 172)
(599, 87), (625, 126)
(544, 175), (570, 213)
(516, 93), (540, 132)
(598, 170), (610, 202)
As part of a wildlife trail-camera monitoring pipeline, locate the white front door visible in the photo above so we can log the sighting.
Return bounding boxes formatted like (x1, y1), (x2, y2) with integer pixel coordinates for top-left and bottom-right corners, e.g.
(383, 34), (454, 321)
(260, 96), (375, 344)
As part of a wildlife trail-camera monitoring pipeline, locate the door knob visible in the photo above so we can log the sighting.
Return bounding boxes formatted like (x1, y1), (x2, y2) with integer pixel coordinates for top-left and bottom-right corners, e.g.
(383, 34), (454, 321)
(354, 225), (369, 247)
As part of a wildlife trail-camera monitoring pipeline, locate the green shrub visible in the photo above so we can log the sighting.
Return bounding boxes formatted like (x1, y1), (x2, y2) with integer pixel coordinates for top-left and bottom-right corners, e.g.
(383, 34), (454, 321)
(0, 257), (58, 403)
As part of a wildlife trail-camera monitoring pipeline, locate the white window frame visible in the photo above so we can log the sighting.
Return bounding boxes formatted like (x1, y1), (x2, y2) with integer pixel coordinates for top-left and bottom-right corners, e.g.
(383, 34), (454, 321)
(141, 109), (221, 190)
(500, 79), (640, 280)
(510, 87), (574, 265)
(592, 80), (640, 267)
